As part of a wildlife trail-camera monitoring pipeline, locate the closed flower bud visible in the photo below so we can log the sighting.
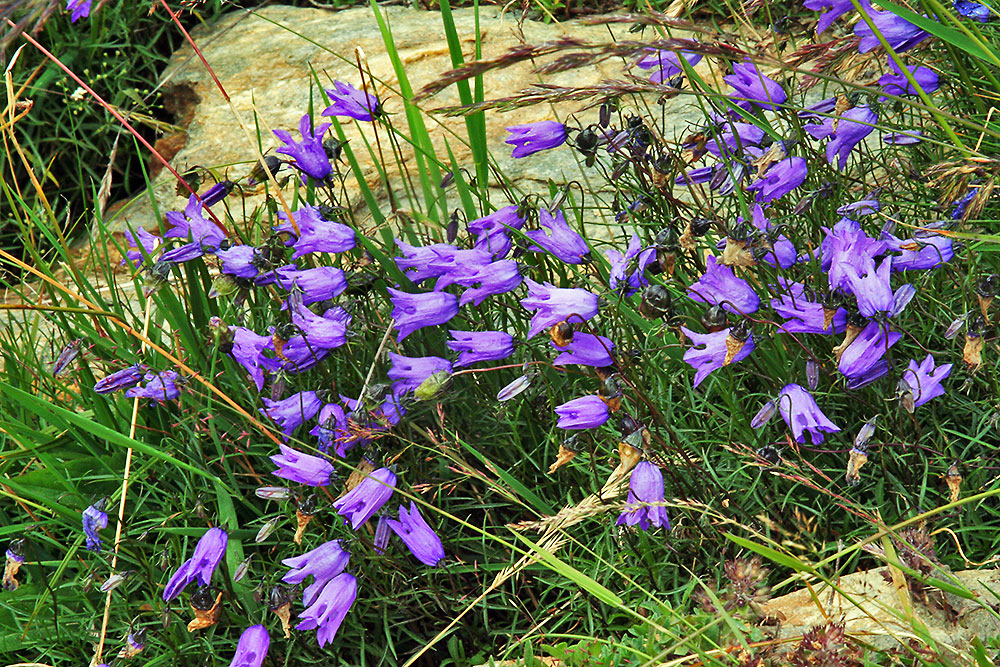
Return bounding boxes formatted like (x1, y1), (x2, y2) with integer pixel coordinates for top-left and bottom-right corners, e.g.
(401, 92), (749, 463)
(751, 400), (777, 429)
(255, 517), (281, 544)
(497, 374), (532, 402)
(232, 555), (253, 583)
(639, 285), (672, 319)
(944, 313), (967, 340)
(100, 570), (133, 593)
(854, 420), (877, 449)
(806, 359), (819, 390)
(701, 304), (729, 332)
(255, 486), (292, 501)
(414, 370), (452, 401)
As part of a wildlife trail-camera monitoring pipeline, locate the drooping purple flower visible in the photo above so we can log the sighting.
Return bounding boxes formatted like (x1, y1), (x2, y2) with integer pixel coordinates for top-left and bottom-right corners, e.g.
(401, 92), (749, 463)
(687, 255), (760, 315)
(804, 0), (856, 34)
(388, 289), (459, 342)
(333, 467), (397, 529)
(680, 326), (755, 387)
(393, 241), (460, 284)
(827, 106), (878, 171)
(52, 340), (81, 377)
(954, 0), (993, 21)
(447, 330), (515, 367)
(163, 194), (226, 250)
(468, 206), (527, 237)
(200, 181), (234, 207)
(704, 122), (767, 159)
(230, 327), (270, 391)
(290, 297), (351, 350)
(388, 353), (452, 394)
(776, 384), (841, 444)
(457, 260), (523, 307)
(554, 395), (611, 430)
(274, 205), (356, 258)
(745, 204), (797, 269)
(883, 231), (954, 271)
(67, 0), (91, 22)
(855, 6), (932, 53)
(323, 81), (380, 122)
(260, 391), (323, 436)
(125, 370), (182, 402)
(122, 227), (162, 268)
(228, 625), (270, 667)
(83, 500), (108, 552)
(215, 245), (260, 279)
(261, 265), (347, 305)
(162, 527), (228, 601)
(93, 364), (146, 394)
(724, 60), (787, 110)
(636, 48), (703, 82)
(605, 234), (656, 295)
(898, 354), (952, 410)
(271, 444), (335, 487)
(878, 59), (940, 98)
(430, 248), (493, 291)
(883, 130), (923, 144)
(838, 320), (902, 381)
(274, 114), (333, 181)
(616, 461), (670, 531)
(552, 333), (615, 367)
(747, 156), (808, 202)
(282, 540), (350, 605)
(385, 502), (446, 566)
(258, 333), (331, 375)
(848, 257), (915, 318)
(297, 572), (357, 647)
(525, 208), (591, 264)
(771, 281), (847, 334)
(820, 218), (886, 292)
(505, 121), (568, 158)
(520, 279), (600, 338)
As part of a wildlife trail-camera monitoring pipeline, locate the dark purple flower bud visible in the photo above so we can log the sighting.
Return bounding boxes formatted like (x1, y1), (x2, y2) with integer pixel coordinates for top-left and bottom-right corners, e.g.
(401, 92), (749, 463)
(67, 0), (92, 22)
(747, 157), (808, 202)
(724, 60), (787, 110)
(83, 500), (108, 552)
(385, 502), (446, 566)
(274, 114), (333, 181)
(680, 326), (756, 387)
(216, 245), (261, 279)
(274, 205), (356, 258)
(270, 444), (334, 487)
(855, 6), (932, 53)
(777, 384), (841, 444)
(505, 121), (568, 158)
(162, 527), (228, 601)
(333, 467), (396, 529)
(838, 321), (902, 381)
(554, 395), (611, 430)
(296, 572), (358, 647)
(201, 181), (235, 207)
(282, 540), (350, 605)
(260, 391), (323, 436)
(751, 400), (777, 429)
(228, 625), (270, 667)
(52, 339), (81, 376)
(122, 227), (162, 268)
(616, 461), (671, 530)
(898, 354), (952, 411)
(945, 313), (967, 339)
(838, 198), (881, 218)
(636, 48), (703, 82)
(93, 364), (146, 394)
(687, 255), (760, 315)
(675, 165), (715, 186)
(521, 279), (600, 339)
(388, 352), (453, 395)
(388, 289), (459, 342)
(447, 330), (516, 367)
(525, 208), (590, 264)
(552, 333), (616, 367)
(804, 0), (856, 34)
(878, 59), (940, 98)
(954, 0), (993, 21)
(323, 81), (380, 122)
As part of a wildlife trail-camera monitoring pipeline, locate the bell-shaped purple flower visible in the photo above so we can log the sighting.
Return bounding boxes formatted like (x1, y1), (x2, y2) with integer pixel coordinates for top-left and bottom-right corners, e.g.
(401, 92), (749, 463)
(636, 48), (702, 82)
(747, 156), (808, 202)
(282, 540), (350, 605)
(899, 354), (952, 410)
(821, 218), (886, 292)
(388, 353), (452, 394)
(215, 245), (260, 279)
(954, 0), (993, 21)
(605, 234), (656, 296)
(67, 0), (92, 22)
(274, 205), (356, 258)
(290, 297), (351, 350)
(260, 391), (323, 436)
(616, 461), (670, 530)
(93, 364), (146, 394)
(323, 81), (380, 122)
(687, 255), (760, 314)
(230, 327), (270, 391)
(827, 106), (878, 171)
(771, 282), (846, 334)
(125, 370), (181, 402)
(458, 260), (523, 307)
(849, 257), (915, 319)
(838, 321), (902, 381)
(776, 384), (840, 444)
(388, 289), (459, 341)
(724, 60), (787, 110)
(554, 395), (611, 430)
(680, 326), (755, 387)
(525, 208), (590, 264)
(163, 194), (226, 251)
(468, 205), (526, 237)
(855, 6), (931, 53)
(804, 0), (856, 34)
(878, 59), (940, 98)
(83, 500), (108, 552)
(297, 572), (358, 647)
(505, 121), (567, 158)
(271, 444), (334, 487)
(521, 279), (600, 338)
(552, 333), (615, 367)
(228, 625), (270, 667)
(883, 231), (954, 271)
(385, 502), (446, 566)
(333, 467), (397, 529)
(122, 227), (162, 268)
(162, 527), (228, 601)
(264, 265), (347, 304)
(448, 330), (515, 367)
(274, 114), (333, 181)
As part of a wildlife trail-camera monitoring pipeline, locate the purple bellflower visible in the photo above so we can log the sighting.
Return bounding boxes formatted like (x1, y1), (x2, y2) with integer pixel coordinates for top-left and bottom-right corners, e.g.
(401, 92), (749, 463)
(388, 289), (459, 342)
(521, 279), (600, 338)
(388, 353), (453, 394)
(83, 500), (108, 552)
(724, 60), (787, 110)
(884, 130), (923, 144)
(899, 354), (952, 410)
(825, 106), (878, 171)
(333, 467), (397, 529)
(616, 461), (671, 530)
(554, 395), (611, 430)
(162, 194), (226, 253)
(94, 364), (146, 394)
(271, 444), (335, 487)
(636, 48), (703, 82)
(458, 260), (523, 307)
(820, 218), (887, 292)
(468, 205), (526, 237)
(258, 332), (330, 376)
(838, 321), (902, 385)
(282, 539), (350, 605)
(122, 227), (161, 268)
(878, 59), (940, 98)
(954, 0), (994, 21)
(705, 122), (767, 159)
(505, 121), (568, 158)
(804, 0), (856, 34)
(848, 257), (916, 318)
(776, 384), (841, 444)
(263, 265), (347, 304)
(260, 391), (323, 436)
(855, 6), (932, 53)
(215, 245), (260, 280)
(687, 255), (760, 314)
(125, 370), (181, 402)
(883, 231), (954, 271)
(162, 527), (228, 601)
(323, 81), (380, 122)
(231, 328), (270, 391)
(552, 333), (616, 367)
(311, 402), (362, 458)
(605, 234), (656, 295)
(747, 156), (808, 201)
(228, 625), (270, 667)
(297, 572), (357, 647)
(274, 205), (356, 258)
(385, 502), (446, 566)
(290, 298), (351, 350)
(771, 281), (847, 334)
(67, 0), (91, 22)
(394, 241), (461, 284)
(525, 208), (591, 264)
(681, 326), (755, 387)
(274, 115), (333, 182)
(448, 330), (516, 367)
